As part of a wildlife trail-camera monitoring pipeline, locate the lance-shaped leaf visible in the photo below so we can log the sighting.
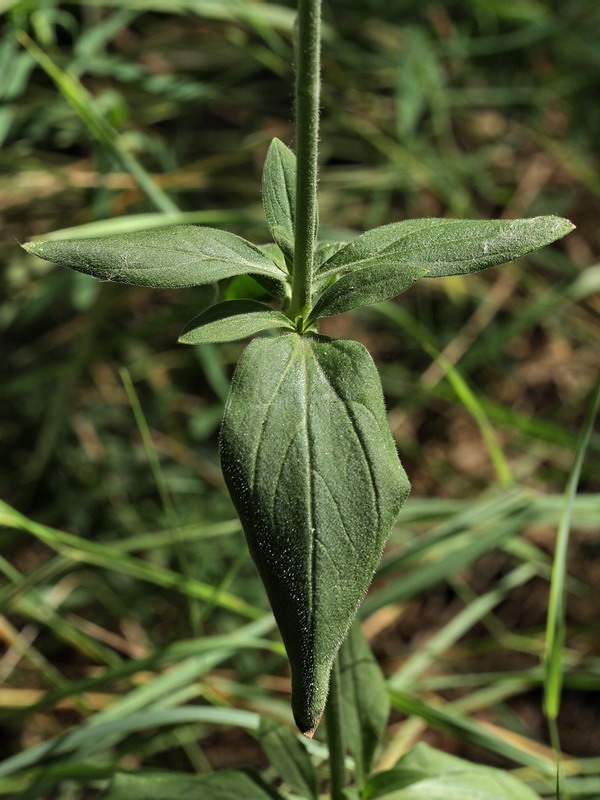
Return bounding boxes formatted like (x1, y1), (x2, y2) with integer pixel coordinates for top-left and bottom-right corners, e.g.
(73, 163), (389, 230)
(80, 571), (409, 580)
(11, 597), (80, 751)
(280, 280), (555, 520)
(308, 262), (426, 321)
(179, 300), (294, 345)
(23, 225), (287, 288)
(363, 742), (542, 800)
(339, 622), (390, 788)
(258, 717), (318, 799)
(262, 138), (297, 261)
(318, 216), (574, 280)
(101, 769), (284, 800)
(220, 332), (410, 736)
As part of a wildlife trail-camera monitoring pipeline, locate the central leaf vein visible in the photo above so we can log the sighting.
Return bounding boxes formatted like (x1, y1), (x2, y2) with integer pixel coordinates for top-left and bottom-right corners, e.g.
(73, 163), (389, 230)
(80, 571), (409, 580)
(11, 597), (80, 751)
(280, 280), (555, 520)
(301, 345), (318, 642)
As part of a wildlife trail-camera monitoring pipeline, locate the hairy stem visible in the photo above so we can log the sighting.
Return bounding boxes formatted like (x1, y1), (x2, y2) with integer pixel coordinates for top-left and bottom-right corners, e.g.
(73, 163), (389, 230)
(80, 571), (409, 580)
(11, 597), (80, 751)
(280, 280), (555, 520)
(326, 656), (346, 800)
(289, 0), (321, 320)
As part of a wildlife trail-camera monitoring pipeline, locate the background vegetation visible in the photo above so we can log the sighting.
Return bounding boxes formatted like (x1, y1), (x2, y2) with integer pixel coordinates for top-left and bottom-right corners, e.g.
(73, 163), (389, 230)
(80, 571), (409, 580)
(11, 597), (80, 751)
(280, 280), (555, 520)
(1, 0), (599, 797)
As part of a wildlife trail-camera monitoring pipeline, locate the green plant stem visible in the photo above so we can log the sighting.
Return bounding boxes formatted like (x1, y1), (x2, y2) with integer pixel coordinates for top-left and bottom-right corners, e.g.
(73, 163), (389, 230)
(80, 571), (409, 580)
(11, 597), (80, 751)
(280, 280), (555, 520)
(326, 656), (346, 800)
(289, 0), (321, 320)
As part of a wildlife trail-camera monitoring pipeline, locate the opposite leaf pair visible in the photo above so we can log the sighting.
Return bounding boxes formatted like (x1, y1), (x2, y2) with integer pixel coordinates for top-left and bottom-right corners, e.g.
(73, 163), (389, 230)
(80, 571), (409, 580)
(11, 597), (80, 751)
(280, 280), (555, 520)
(24, 138), (574, 344)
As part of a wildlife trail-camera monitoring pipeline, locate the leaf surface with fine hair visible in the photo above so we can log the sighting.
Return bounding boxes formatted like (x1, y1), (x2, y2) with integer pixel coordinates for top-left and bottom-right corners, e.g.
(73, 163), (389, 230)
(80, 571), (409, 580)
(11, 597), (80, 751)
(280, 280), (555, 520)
(24, 226), (287, 288)
(179, 300), (294, 344)
(309, 261), (425, 320)
(363, 742), (542, 799)
(262, 138), (297, 262)
(220, 332), (409, 736)
(318, 216), (574, 280)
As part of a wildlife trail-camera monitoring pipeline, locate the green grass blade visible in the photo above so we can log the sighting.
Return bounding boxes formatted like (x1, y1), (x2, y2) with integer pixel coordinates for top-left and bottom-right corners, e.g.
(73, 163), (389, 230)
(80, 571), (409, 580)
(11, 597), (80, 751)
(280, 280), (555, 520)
(194, 343), (232, 403)
(0, 556), (121, 673)
(362, 511), (532, 617)
(0, 617), (278, 723)
(17, 32), (178, 214)
(390, 563), (538, 690)
(371, 302), (513, 485)
(389, 690), (555, 776)
(381, 490), (525, 576)
(41, 211), (253, 240)
(422, 343), (513, 487)
(544, 371), (600, 719)
(120, 367), (175, 519)
(79, 0), (298, 30)
(0, 501), (263, 619)
(0, 707), (260, 778)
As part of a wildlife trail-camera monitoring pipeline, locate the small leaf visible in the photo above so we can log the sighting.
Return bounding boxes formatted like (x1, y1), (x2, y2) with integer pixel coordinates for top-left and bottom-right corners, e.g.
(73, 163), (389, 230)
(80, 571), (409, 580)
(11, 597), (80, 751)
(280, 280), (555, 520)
(262, 138), (297, 260)
(258, 716), (318, 798)
(316, 240), (348, 266)
(318, 216), (574, 279)
(308, 262), (425, 321)
(24, 225), (286, 288)
(224, 274), (273, 302)
(254, 244), (291, 298)
(101, 769), (283, 800)
(339, 622), (390, 787)
(220, 333), (410, 736)
(313, 241), (351, 294)
(179, 300), (294, 345)
(363, 742), (542, 800)
(259, 242), (289, 273)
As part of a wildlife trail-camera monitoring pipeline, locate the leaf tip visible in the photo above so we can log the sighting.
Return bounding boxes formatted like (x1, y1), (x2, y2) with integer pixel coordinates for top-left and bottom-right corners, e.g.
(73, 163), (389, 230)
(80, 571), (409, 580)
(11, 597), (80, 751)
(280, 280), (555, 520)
(551, 215), (576, 234)
(295, 709), (323, 739)
(534, 214), (576, 240)
(269, 136), (290, 151)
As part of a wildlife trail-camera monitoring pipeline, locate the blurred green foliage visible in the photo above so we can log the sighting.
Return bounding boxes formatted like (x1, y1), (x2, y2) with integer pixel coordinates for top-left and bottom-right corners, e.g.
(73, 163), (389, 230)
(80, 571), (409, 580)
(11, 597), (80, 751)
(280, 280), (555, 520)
(1, 1), (599, 798)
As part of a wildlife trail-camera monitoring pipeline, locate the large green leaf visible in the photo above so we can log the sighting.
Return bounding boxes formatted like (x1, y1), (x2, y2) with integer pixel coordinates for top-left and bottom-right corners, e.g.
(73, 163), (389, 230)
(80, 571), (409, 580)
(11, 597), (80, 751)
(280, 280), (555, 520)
(258, 716), (318, 798)
(338, 622), (390, 787)
(179, 300), (294, 344)
(262, 138), (297, 261)
(308, 261), (425, 321)
(24, 225), (287, 288)
(220, 332), (409, 735)
(101, 769), (283, 800)
(363, 743), (542, 800)
(317, 217), (574, 280)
